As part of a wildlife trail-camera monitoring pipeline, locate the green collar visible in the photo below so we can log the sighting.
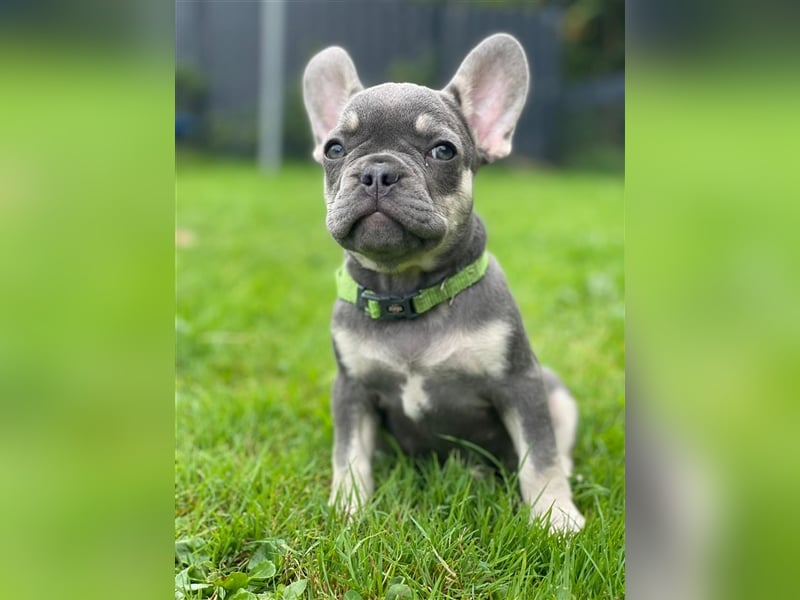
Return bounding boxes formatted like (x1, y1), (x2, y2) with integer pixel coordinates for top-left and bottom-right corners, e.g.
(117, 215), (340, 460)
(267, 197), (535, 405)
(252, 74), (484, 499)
(336, 251), (490, 320)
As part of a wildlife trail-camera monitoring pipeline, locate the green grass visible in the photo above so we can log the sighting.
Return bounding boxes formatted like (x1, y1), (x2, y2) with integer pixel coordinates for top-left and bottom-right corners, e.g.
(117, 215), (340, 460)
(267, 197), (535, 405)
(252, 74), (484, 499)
(176, 154), (624, 599)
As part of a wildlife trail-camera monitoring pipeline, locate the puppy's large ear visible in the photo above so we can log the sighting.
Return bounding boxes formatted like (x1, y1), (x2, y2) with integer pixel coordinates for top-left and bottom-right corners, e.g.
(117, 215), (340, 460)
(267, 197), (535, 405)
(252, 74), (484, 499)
(303, 47), (363, 162)
(444, 34), (529, 163)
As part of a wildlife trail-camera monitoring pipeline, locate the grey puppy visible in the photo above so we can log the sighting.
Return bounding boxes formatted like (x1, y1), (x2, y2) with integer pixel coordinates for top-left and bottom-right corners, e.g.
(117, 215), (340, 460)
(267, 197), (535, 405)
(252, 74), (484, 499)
(303, 33), (584, 532)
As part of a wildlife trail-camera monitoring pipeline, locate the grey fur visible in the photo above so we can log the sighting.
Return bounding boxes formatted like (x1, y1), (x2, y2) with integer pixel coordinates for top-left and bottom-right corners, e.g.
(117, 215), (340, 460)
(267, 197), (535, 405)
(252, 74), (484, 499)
(303, 33), (584, 532)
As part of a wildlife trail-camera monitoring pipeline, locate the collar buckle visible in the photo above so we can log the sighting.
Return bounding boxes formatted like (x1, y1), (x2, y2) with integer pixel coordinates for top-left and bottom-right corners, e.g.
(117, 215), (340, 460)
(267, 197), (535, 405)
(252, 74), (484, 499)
(357, 287), (420, 319)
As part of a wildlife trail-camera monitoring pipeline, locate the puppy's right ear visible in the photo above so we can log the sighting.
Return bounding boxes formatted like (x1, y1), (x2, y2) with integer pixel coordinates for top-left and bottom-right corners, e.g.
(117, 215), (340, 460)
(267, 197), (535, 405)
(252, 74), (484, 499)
(302, 47), (363, 162)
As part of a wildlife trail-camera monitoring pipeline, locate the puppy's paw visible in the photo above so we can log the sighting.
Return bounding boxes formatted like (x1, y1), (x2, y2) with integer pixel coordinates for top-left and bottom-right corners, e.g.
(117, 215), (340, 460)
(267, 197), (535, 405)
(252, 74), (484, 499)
(328, 483), (369, 520)
(531, 498), (585, 534)
(549, 502), (585, 533)
(328, 495), (361, 520)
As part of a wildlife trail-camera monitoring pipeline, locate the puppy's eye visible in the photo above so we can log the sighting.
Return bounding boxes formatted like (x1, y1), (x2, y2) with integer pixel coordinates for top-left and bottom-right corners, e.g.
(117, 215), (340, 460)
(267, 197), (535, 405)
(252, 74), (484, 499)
(429, 143), (456, 161)
(324, 141), (345, 159)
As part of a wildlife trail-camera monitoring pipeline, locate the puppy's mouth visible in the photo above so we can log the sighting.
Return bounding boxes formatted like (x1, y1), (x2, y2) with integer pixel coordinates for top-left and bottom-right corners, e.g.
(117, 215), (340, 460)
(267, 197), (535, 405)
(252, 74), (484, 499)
(358, 211), (395, 230)
(328, 189), (448, 259)
(344, 210), (415, 257)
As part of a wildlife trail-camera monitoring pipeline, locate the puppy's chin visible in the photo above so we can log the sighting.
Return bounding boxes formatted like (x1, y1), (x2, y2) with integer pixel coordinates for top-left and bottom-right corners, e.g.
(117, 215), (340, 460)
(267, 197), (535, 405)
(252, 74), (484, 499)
(334, 212), (420, 260)
(336, 212), (438, 265)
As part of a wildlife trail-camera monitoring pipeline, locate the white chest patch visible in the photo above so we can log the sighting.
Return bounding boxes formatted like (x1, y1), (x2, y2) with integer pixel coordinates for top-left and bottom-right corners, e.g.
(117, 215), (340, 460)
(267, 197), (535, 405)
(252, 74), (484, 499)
(333, 319), (513, 380)
(401, 374), (429, 421)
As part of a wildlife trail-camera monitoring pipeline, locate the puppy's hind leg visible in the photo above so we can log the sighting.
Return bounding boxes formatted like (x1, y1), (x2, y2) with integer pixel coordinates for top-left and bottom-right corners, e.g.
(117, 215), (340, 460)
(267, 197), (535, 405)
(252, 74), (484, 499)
(499, 372), (585, 533)
(541, 367), (578, 477)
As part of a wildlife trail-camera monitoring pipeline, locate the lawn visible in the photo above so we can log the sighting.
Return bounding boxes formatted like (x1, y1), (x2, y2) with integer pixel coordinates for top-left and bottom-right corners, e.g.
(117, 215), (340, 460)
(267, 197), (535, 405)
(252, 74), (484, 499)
(175, 154), (624, 599)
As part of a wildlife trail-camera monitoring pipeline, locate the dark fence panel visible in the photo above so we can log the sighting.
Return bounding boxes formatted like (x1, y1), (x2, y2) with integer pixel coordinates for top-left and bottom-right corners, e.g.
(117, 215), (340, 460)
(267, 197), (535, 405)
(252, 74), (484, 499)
(285, 0), (437, 88)
(177, 0), (576, 161)
(176, 1), (261, 151)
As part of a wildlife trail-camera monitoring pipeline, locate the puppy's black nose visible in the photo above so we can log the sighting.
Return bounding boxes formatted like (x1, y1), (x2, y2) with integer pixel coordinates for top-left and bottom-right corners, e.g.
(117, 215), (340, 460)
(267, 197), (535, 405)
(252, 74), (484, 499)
(360, 164), (400, 196)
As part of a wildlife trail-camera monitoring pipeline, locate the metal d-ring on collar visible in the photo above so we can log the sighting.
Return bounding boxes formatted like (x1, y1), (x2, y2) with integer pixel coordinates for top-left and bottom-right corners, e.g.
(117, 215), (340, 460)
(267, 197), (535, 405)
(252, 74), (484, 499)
(335, 251), (490, 320)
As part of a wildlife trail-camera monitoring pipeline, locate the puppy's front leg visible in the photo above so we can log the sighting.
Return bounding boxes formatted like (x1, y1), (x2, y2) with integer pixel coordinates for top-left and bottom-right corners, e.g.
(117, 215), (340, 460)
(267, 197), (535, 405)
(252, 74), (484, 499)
(499, 372), (585, 533)
(329, 371), (378, 517)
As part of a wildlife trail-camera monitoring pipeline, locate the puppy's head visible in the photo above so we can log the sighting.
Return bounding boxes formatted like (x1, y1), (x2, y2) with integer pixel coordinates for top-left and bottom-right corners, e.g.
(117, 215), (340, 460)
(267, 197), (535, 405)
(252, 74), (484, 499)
(303, 34), (529, 271)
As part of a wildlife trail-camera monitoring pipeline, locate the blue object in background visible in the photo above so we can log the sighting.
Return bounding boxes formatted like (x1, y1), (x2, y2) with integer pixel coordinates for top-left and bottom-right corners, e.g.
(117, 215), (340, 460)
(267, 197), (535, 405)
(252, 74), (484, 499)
(175, 112), (196, 139)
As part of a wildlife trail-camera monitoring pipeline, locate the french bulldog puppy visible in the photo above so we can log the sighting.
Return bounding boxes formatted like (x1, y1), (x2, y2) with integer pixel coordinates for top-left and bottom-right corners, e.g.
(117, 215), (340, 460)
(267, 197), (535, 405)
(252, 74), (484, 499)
(303, 33), (584, 532)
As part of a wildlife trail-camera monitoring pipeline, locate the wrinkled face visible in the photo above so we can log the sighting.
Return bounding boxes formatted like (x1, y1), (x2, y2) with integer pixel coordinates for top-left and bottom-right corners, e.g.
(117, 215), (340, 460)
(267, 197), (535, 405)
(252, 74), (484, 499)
(321, 83), (477, 269)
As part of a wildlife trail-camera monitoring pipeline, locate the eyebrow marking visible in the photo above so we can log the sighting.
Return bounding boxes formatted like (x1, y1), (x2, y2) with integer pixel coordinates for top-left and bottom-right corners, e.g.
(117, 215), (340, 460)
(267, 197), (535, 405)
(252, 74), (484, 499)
(414, 113), (436, 136)
(341, 111), (359, 132)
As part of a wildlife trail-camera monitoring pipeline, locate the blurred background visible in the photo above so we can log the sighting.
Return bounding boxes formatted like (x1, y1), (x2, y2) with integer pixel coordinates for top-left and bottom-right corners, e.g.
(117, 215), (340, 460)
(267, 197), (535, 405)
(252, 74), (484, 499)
(174, 5), (625, 597)
(175, 0), (624, 170)
(3, 0), (800, 598)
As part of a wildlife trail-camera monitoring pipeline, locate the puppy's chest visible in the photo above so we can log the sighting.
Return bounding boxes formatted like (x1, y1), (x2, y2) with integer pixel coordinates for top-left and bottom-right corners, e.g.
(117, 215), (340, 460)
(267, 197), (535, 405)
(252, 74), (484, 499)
(332, 320), (512, 420)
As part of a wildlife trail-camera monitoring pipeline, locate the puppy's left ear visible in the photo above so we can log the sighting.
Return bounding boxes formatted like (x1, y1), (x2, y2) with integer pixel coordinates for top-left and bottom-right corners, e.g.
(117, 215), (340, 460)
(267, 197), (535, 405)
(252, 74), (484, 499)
(303, 46), (364, 162)
(445, 33), (529, 163)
